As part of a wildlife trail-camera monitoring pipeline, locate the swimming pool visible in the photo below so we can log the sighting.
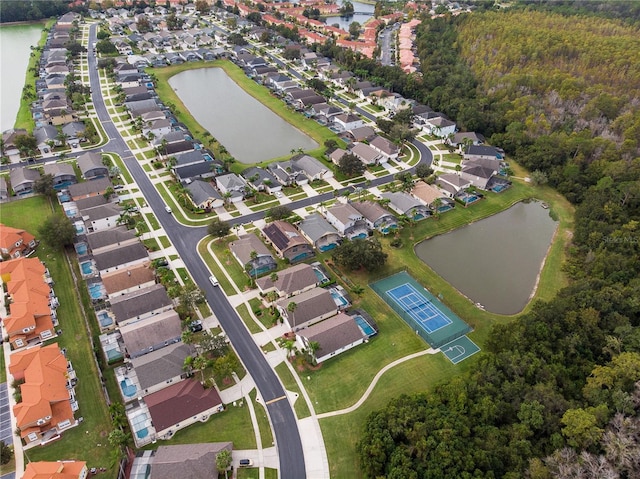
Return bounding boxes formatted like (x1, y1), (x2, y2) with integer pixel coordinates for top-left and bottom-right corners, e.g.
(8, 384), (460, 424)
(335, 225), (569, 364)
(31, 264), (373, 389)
(96, 311), (113, 328)
(120, 377), (137, 397)
(203, 153), (213, 162)
(75, 222), (85, 234)
(80, 261), (93, 275)
(75, 243), (88, 255)
(492, 184), (509, 193)
(329, 288), (349, 308)
(88, 283), (104, 299)
(312, 265), (329, 284)
(353, 315), (376, 337)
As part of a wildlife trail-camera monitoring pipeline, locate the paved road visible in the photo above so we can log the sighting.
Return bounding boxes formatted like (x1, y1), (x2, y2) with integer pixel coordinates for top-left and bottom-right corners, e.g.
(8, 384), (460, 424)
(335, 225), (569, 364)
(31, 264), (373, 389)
(86, 24), (306, 479)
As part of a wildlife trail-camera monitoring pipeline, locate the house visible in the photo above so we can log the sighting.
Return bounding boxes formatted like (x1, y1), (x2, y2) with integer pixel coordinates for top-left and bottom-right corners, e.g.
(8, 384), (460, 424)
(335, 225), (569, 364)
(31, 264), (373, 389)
(2, 128), (28, 156)
(329, 148), (347, 166)
(333, 113), (363, 131)
(229, 233), (277, 278)
(67, 177), (112, 200)
(0, 257), (56, 349)
(10, 167), (41, 195)
(101, 263), (156, 298)
(242, 167), (281, 194)
(346, 125), (376, 143)
(276, 287), (337, 331)
(173, 162), (219, 182)
(119, 310), (182, 359)
(411, 181), (450, 209)
(22, 461), (88, 479)
(186, 180), (224, 210)
(215, 173), (246, 203)
(381, 192), (430, 220)
(424, 116), (456, 139)
(85, 226), (138, 255)
(81, 203), (123, 233)
(296, 312), (368, 363)
(34, 125), (61, 155)
(142, 379), (224, 443)
(43, 163), (77, 189)
(448, 132), (485, 151)
(463, 144), (502, 162)
(118, 343), (195, 401)
(324, 202), (369, 239)
(92, 242), (149, 275)
(109, 284), (173, 326)
(436, 173), (472, 197)
(143, 118), (172, 138)
(292, 155), (333, 182)
(295, 94), (327, 110)
(256, 262), (319, 298)
(350, 142), (381, 166)
(129, 443), (233, 479)
(369, 136), (400, 162)
(262, 220), (314, 263)
(77, 152), (108, 179)
(9, 344), (77, 446)
(460, 164), (496, 190)
(0, 224), (38, 260)
(0, 176), (8, 200)
(298, 213), (341, 251)
(351, 200), (398, 234)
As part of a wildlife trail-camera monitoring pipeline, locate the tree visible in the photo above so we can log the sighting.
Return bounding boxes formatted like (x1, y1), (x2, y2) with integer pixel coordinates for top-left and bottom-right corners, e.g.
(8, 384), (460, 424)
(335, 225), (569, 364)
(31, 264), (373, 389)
(208, 218), (231, 238)
(179, 283), (205, 312)
(166, 12), (185, 30)
(338, 153), (366, 177)
(266, 205), (292, 221)
(530, 170), (548, 186)
(0, 441), (13, 465)
(96, 39), (117, 55)
(33, 174), (55, 198)
(348, 21), (361, 40)
(332, 237), (388, 272)
(216, 449), (233, 479)
(195, 0), (210, 14)
(561, 407), (606, 450)
(108, 429), (130, 450)
(38, 214), (76, 249)
(198, 332), (229, 358)
(286, 302), (297, 331)
(14, 134), (37, 157)
(108, 402), (127, 429)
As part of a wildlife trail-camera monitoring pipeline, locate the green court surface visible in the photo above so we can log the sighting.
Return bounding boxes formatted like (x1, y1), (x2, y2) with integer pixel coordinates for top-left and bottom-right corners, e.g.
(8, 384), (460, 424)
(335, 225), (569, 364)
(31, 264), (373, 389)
(370, 271), (472, 348)
(440, 335), (481, 364)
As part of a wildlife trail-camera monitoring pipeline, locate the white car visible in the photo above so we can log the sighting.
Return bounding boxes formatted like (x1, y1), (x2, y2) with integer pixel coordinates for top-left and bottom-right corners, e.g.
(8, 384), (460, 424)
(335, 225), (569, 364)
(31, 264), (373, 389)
(209, 275), (219, 286)
(275, 191), (283, 198)
(165, 206), (172, 214)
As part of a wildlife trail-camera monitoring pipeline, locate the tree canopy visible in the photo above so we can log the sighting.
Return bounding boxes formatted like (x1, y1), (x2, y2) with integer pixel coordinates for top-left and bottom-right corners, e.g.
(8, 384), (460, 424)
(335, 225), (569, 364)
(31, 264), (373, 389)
(332, 237), (387, 272)
(207, 218), (231, 238)
(38, 214), (76, 249)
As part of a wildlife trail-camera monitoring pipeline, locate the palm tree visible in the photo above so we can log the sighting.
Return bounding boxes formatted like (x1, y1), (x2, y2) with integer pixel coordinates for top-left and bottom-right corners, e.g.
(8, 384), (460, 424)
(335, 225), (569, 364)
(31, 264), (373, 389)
(307, 341), (320, 365)
(193, 355), (209, 384)
(216, 449), (233, 479)
(432, 198), (442, 219)
(287, 301), (297, 329)
(270, 272), (279, 283)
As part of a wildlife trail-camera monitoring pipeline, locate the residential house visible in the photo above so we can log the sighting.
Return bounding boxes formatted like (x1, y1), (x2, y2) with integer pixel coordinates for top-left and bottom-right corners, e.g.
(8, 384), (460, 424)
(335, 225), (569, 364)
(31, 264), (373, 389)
(242, 167), (281, 194)
(298, 213), (341, 252)
(256, 262), (319, 298)
(411, 181), (451, 210)
(2, 128), (28, 156)
(381, 192), (430, 220)
(329, 148), (347, 166)
(229, 233), (277, 278)
(77, 152), (108, 179)
(448, 132), (485, 152)
(262, 220), (314, 263)
(333, 113), (363, 131)
(346, 125), (376, 143)
(463, 144), (503, 162)
(109, 284), (173, 326)
(311, 103), (343, 123)
(215, 173), (246, 203)
(9, 344), (77, 446)
(80, 203), (123, 233)
(424, 116), (456, 139)
(10, 167), (41, 195)
(436, 173), (472, 198)
(101, 263), (156, 299)
(351, 200), (398, 234)
(350, 142), (381, 166)
(22, 461), (88, 479)
(460, 164), (496, 190)
(296, 312), (368, 363)
(66, 177), (112, 200)
(61, 122), (86, 145)
(119, 310), (182, 358)
(85, 226), (138, 255)
(129, 443), (233, 479)
(93, 242), (149, 275)
(276, 287), (337, 331)
(143, 118), (172, 139)
(0, 224), (38, 260)
(34, 125), (61, 155)
(0, 257), (56, 349)
(173, 162), (220, 182)
(369, 136), (399, 163)
(324, 202), (369, 239)
(295, 94), (327, 110)
(43, 163), (77, 188)
(292, 155), (333, 182)
(118, 343), (195, 401)
(186, 180), (224, 210)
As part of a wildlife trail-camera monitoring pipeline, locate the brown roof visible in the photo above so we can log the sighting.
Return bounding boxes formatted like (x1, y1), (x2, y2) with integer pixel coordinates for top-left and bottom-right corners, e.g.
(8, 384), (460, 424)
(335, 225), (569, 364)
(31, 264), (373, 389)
(276, 287), (336, 328)
(146, 379), (222, 432)
(151, 443), (232, 479)
(229, 233), (272, 265)
(262, 220), (311, 255)
(411, 181), (444, 205)
(256, 263), (317, 295)
(101, 263), (155, 295)
(300, 312), (366, 359)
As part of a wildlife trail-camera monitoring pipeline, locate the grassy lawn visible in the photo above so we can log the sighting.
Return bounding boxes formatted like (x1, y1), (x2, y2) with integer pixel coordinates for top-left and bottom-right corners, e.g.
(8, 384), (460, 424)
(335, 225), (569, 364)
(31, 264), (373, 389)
(105, 153), (133, 184)
(235, 303), (263, 335)
(238, 469), (278, 479)
(158, 235), (171, 248)
(274, 363), (311, 419)
(143, 402), (256, 450)
(249, 389), (274, 449)
(144, 213), (160, 230)
(248, 298), (280, 330)
(199, 236), (251, 293)
(1, 197), (116, 474)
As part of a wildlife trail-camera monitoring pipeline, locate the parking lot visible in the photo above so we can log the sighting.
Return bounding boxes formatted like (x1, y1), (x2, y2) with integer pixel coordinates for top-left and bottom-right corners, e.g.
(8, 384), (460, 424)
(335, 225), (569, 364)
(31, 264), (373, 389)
(0, 382), (13, 446)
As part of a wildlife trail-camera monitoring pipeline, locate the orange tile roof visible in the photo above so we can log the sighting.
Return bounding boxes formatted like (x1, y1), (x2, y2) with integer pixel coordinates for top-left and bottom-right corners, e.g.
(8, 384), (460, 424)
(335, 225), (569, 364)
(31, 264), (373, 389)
(0, 224), (36, 256)
(23, 461), (87, 479)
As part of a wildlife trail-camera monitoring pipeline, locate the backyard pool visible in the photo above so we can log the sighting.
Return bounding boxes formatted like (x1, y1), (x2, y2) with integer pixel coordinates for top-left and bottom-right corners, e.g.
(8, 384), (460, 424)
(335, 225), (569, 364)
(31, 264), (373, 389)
(120, 378), (137, 397)
(353, 314), (376, 337)
(88, 283), (104, 299)
(80, 261), (93, 275)
(492, 184), (510, 193)
(329, 287), (349, 308)
(75, 243), (88, 255)
(203, 153), (213, 162)
(96, 311), (113, 328)
(311, 264), (329, 284)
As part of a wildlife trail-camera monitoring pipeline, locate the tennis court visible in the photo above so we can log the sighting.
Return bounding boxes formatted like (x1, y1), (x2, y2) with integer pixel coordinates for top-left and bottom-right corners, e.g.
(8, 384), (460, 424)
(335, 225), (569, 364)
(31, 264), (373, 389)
(371, 271), (472, 349)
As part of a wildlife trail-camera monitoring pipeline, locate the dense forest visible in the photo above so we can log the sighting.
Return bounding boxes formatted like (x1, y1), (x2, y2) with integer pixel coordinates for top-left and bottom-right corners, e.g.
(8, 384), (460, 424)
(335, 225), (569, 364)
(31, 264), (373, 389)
(0, 1), (72, 23)
(357, 7), (640, 479)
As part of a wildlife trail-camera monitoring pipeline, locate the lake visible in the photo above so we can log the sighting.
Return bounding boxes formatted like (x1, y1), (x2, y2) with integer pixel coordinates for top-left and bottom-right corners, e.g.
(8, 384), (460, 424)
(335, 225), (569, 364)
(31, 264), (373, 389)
(168, 67), (318, 164)
(325, 0), (374, 31)
(0, 23), (44, 131)
(414, 201), (558, 315)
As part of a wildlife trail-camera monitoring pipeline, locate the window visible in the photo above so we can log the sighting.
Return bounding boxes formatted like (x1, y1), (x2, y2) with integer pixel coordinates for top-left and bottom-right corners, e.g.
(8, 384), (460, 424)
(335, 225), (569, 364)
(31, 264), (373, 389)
(15, 339), (24, 347)
(41, 330), (52, 339)
(28, 432), (38, 442)
(58, 419), (72, 429)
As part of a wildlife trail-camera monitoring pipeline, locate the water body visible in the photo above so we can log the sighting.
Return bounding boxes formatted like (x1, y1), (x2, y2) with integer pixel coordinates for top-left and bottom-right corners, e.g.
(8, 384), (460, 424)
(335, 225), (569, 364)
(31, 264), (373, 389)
(169, 67), (317, 164)
(0, 23), (44, 131)
(414, 201), (558, 315)
(325, 0), (374, 31)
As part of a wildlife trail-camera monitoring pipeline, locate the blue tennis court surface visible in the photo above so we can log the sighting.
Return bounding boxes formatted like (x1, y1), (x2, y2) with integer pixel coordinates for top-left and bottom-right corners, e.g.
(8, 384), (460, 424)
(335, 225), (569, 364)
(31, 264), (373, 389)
(387, 283), (452, 333)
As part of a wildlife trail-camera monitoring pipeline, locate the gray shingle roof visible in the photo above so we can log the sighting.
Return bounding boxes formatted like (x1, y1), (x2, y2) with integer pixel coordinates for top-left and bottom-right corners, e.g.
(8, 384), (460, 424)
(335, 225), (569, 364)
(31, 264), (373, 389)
(119, 310), (181, 355)
(299, 312), (365, 360)
(276, 287), (336, 328)
(93, 242), (149, 271)
(131, 342), (195, 390)
(299, 213), (339, 243)
(229, 233), (272, 265)
(110, 284), (172, 324)
(256, 263), (318, 296)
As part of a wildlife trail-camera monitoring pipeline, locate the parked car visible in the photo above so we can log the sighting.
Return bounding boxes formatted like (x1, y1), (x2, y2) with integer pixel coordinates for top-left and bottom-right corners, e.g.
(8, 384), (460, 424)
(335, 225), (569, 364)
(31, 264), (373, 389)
(239, 459), (253, 467)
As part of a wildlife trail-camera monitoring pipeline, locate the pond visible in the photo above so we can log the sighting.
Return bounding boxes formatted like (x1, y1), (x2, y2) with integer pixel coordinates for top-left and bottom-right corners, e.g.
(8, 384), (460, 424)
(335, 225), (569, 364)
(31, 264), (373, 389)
(169, 67), (318, 164)
(414, 201), (558, 315)
(0, 23), (44, 131)
(324, 0), (374, 32)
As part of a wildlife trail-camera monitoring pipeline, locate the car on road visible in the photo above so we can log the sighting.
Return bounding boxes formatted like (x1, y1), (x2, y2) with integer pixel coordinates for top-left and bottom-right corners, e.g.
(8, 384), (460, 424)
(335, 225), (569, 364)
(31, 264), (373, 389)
(209, 275), (219, 286)
(165, 206), (172, 213)
(239, 459), (253, 467)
